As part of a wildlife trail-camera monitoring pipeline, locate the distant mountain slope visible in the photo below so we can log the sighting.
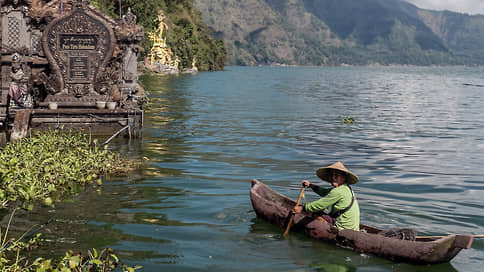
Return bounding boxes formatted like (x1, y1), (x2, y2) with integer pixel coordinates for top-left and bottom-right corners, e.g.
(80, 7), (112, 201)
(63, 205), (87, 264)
(300, 0), (445, 50)
(417, 9), (484, 63)
(193, 0), (339, 65)
(194, 0), (484, 65)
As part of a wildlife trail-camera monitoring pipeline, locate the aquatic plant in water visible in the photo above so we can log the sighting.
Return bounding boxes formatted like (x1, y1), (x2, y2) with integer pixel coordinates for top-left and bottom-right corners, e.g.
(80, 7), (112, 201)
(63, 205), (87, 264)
(31, 248), (141, 272)
(0, 130), (141, 271)
(0, 214), (140, 271)
(342, 116), (356, 124)
(0, 130), (137, 209)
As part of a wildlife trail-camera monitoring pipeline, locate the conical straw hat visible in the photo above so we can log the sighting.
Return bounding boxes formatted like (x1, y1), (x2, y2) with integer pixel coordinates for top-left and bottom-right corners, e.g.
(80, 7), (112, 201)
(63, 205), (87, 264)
(316, 161), (359, 184)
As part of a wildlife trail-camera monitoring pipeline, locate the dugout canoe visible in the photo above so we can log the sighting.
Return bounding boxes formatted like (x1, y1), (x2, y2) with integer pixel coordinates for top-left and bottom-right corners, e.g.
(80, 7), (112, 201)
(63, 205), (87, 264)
(250, 179), (473, 264)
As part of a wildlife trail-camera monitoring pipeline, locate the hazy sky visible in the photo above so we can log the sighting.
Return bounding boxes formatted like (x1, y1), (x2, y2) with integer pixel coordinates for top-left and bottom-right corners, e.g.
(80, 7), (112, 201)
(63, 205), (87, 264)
(405, 0), (484, 15)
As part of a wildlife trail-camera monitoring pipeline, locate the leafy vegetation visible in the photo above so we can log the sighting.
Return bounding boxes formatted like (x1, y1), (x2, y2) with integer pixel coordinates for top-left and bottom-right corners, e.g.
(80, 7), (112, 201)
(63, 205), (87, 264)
(0, 130), (136, 209)
(0, 131), (141, 271)
(91, 0), (226, 71)
(30, 248), (140, 272)
(0, 233), (138, 272)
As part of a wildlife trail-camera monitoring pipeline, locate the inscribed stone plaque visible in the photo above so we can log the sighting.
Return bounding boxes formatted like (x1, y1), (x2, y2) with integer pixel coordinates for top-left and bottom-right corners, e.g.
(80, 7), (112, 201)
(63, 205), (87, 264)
(60, 34), (98, 51)
(42, 1), (115, 98)
(69, 56), (89, 81)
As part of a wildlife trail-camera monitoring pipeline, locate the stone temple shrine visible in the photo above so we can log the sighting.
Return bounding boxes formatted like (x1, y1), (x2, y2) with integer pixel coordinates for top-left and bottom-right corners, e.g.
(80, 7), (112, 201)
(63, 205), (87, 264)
(0, 0), (144, 142)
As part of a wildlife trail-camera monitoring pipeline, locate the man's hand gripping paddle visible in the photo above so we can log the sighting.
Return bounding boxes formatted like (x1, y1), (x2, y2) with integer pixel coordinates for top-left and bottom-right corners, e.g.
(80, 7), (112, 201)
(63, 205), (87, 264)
(284, 184), (307, 236)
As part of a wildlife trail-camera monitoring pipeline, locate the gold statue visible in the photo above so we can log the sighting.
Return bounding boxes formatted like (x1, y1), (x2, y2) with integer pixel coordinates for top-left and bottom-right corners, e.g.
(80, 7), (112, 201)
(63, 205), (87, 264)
(148, 9), (179, 69)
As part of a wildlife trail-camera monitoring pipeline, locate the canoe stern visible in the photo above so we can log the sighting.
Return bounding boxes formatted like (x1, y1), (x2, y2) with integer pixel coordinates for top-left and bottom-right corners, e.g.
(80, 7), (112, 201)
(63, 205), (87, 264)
(454, 234), (474, 249)
(338, 230), (473, 264)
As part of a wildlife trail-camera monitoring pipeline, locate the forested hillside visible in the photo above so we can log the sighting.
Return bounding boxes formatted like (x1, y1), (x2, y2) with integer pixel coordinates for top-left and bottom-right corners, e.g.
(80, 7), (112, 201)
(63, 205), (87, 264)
(194, 0), (484, 66)
(92, 0), (226, 71)
(418, 9), (484, 63)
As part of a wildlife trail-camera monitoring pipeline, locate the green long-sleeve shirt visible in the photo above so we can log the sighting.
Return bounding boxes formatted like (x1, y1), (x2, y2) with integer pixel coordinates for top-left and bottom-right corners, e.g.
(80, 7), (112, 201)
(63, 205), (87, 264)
(304, 184), (360, 231)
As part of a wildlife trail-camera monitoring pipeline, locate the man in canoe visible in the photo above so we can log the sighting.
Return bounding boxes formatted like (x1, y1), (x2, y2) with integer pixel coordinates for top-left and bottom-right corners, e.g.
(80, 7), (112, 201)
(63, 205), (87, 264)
(293, 161), (360, 231)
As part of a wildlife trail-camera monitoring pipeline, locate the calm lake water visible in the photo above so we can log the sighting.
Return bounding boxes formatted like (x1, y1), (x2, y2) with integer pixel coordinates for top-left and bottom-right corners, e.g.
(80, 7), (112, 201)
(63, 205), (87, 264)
(25, 66), (484, 271)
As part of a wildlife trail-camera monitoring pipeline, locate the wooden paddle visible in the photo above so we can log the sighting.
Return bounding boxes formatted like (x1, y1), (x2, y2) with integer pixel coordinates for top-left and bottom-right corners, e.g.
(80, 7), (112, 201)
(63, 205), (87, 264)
(283, 185), (306, 236)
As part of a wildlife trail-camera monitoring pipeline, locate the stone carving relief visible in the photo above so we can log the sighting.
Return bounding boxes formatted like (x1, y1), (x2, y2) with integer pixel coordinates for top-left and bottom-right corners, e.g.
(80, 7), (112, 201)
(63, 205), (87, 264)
(30, 30), (41, 54)
(8, 52), (33, 107)
(34, 71), (61, 95)
(7, 16), (20, 48)
(116, 7), (143, 95)
(42, 0), (115, 99)
(29, 0), (59, 25)
(1, 6), (31, 54)
(1, 0), (31, 15)
(117, 7), (143, 42)
(0, 0), (143, 108)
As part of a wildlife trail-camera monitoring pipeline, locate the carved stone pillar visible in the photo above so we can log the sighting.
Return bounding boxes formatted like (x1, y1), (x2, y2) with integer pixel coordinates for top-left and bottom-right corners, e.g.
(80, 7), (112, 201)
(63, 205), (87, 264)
(1, 1), (31, 54)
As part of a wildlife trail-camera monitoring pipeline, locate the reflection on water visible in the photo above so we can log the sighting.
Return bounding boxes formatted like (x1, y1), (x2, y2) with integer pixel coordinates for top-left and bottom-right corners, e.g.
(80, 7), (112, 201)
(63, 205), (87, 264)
(10, 66), (484, 271)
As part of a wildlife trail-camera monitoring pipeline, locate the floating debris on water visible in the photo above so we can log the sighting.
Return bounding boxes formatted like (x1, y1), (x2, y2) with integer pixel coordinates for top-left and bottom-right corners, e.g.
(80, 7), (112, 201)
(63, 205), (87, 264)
(342, 116), (356, 124)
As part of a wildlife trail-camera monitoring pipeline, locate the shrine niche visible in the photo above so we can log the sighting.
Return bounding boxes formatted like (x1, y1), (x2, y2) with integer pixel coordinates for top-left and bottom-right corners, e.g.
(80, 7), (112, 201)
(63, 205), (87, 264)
(0, 0), (145, 139)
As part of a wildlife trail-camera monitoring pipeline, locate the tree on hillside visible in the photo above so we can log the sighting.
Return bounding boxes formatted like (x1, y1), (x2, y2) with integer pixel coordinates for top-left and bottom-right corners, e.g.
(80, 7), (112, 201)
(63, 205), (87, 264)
(92, 0), (226, 70)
